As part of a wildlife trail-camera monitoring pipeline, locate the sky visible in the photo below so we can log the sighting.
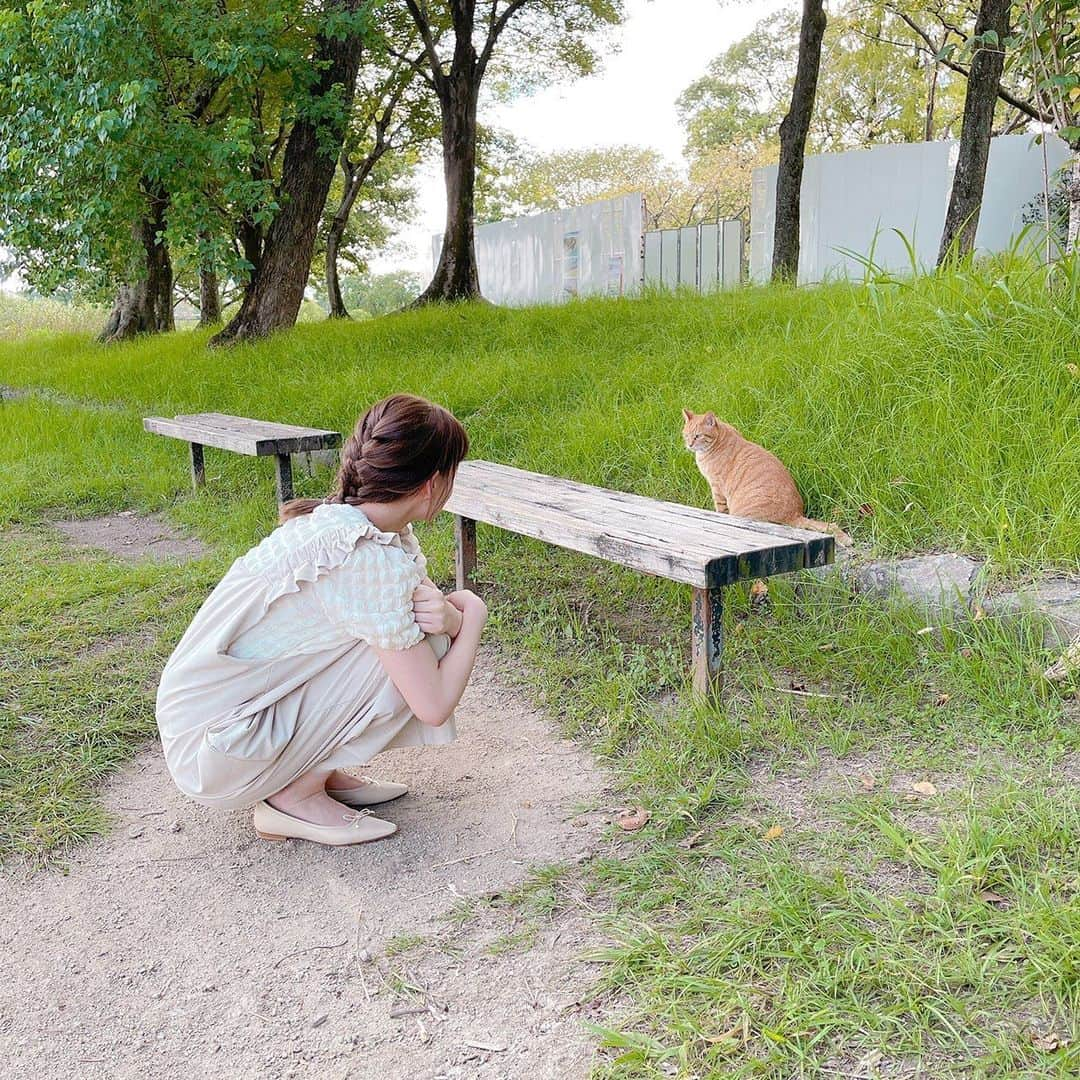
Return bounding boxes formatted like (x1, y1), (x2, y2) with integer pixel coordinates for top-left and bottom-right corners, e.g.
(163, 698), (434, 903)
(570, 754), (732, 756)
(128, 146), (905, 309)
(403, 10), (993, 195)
(372, 0), (792, 276)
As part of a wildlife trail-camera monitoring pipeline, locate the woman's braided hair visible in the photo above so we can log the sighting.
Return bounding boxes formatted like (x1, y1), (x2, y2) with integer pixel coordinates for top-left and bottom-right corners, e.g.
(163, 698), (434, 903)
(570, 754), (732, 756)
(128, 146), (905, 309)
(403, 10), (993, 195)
(279, 394), (469, 522)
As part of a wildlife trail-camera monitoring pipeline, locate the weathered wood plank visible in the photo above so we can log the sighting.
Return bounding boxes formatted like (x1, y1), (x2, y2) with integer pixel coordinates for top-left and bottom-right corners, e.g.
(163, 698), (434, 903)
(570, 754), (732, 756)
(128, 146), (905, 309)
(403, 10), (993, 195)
(189, 442), (205, 491)
(457, 460), (830, 553)
(692, 587), (724, 698)
(173, 412), (339, 440)
(144, 415), (340, 457)
(455, 515), (477, 592)
(455, 480), (811, 565)
(446, 490), (720, 586)
(274, 453), (294, 503)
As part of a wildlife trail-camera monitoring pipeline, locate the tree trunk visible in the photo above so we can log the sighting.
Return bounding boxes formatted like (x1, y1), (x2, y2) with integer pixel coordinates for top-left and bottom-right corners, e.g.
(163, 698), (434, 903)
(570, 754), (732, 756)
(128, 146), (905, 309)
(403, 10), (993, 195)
(925, 58), (938, 141)
(771, 0), (826, 283)
(414, 76), (482, 304)
(199, 266), (222, 326)
(937, 0), (1010, 265)
(211, 0), (366, 345)
(326, 156), (365, 319)
(98, 190), (174, 343)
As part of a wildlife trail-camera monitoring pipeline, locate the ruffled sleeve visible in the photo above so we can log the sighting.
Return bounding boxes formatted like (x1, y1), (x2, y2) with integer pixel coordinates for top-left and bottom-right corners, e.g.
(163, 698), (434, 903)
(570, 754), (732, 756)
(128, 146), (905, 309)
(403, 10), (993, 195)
(315, 539), (425, 651)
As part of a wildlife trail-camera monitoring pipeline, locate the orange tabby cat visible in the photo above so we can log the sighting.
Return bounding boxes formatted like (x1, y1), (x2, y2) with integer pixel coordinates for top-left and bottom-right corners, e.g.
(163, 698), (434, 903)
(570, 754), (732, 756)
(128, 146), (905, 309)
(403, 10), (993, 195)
(682, 409), (851, 544)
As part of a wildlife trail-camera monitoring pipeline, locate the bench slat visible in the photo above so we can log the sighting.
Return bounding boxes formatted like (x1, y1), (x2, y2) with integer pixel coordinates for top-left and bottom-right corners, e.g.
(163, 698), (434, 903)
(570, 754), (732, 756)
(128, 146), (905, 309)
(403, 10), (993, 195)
(445, 461), (833, 587)
(448, 487), (810, 586)
(459, 460), (829, 547)
(143, 415), (341, 457)
(454, 483), (808, 576)
(467, 471), (812, 556)
(174, 412), (338, 440)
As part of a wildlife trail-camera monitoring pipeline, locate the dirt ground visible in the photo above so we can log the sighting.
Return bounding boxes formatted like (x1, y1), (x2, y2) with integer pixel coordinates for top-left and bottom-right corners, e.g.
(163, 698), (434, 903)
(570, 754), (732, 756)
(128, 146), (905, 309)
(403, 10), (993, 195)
(0, 658), (617, 1080)
(51, 511), (209, 562)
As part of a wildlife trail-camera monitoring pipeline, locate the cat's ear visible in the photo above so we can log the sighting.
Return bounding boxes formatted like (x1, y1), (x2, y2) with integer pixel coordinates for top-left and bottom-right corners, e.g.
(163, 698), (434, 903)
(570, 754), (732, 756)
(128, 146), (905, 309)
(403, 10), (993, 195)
(703, 411), (717, 428)
(682, 408), (693, 422)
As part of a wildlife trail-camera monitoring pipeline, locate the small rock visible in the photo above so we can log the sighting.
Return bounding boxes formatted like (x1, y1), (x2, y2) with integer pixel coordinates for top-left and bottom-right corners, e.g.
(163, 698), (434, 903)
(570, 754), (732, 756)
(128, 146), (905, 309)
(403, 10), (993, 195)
(311, 1013), (329, 1029)
(855, 554), (981, 611)
(127, 825), (144, 839)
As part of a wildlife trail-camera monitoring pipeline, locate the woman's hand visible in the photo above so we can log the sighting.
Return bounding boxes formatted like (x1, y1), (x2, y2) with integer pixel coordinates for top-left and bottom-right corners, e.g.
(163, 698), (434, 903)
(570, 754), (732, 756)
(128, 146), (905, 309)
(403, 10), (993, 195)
(411, 583), (464, 638)
(447, 589), (487, 623)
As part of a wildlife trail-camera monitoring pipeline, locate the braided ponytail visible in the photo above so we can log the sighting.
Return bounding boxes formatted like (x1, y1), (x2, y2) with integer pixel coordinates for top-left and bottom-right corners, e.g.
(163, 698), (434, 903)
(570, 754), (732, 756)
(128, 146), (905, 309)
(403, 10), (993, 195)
(280, 394), (469, 522)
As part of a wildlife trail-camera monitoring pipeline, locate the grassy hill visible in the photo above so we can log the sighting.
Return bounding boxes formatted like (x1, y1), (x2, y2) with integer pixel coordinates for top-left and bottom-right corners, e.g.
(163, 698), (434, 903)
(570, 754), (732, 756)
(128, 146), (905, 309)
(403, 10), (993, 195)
(2, 260), (1077, 573)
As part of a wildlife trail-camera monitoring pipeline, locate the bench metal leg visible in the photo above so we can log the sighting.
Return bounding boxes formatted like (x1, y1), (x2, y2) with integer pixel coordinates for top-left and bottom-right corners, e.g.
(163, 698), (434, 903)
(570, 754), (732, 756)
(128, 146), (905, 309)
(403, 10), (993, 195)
(274, 453), (293, 503)
(189, 442), (205, 491)
(691, 586), (724, 699)
(455, 515), (477, 592)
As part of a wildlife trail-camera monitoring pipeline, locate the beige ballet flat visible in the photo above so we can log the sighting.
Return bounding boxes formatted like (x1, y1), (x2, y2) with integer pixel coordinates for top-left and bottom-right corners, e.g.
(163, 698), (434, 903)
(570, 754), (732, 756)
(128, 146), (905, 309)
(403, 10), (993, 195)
(253, 800), (397, 846)
(326, 776), (409, 808)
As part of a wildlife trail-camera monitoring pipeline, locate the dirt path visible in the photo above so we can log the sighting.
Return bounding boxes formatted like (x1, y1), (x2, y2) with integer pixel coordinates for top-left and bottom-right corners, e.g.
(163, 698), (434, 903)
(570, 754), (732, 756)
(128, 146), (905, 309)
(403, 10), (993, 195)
(0, 657), (615, 1080)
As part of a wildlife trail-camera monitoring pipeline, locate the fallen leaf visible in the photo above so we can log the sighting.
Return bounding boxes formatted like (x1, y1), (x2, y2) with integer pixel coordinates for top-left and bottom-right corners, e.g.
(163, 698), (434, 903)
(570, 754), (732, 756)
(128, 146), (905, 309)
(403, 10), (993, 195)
(858, 502), (875, 517)
(911, 780), (938, 797)
(1066, 362), (1079, 376)
(750, 580), (769, 599)
(790, 680), (808, 692)
(859, 773), (876, 791)
(764, 825), (784, 840)
(615, 807), (650, 832)
(903, 501), (915, 512)
(1044, 640), (1080, 683)
(818, 643), (835, 653)
(978, 889), (1008, 906)
(916, 626), (935, 637)
(972, 603), (986, 622)
(934, 692), (952, 707)
(1030, 1030), (1068, 1053)
(678, 829), (706, 850)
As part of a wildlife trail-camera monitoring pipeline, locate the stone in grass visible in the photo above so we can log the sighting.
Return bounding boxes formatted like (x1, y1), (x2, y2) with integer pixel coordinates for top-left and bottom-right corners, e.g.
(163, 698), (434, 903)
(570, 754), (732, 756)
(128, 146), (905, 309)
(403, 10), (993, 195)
(853, 554), (982, 613)
(981, 577), (1080, 650)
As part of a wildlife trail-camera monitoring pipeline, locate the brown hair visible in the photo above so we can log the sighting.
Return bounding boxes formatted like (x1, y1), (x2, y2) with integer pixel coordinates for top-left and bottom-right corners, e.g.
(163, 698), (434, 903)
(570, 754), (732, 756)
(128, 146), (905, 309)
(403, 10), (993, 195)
(279, 394), (469, 522)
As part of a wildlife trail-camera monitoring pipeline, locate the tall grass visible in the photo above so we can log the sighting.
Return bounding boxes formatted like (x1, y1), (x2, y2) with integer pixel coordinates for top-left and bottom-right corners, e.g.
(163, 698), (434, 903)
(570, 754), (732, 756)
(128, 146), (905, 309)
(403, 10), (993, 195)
(0, 292), (109, 339)
(1, 257), (1077, 573)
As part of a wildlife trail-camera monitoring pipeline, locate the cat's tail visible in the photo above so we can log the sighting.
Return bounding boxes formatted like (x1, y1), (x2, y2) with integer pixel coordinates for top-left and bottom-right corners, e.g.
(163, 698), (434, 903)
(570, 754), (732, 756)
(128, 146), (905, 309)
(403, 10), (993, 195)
(793, 516), (854, 548)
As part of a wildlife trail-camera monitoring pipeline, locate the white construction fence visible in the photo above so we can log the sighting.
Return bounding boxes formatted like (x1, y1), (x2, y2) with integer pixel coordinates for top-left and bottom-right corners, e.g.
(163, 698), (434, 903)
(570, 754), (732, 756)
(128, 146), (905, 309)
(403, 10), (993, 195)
(750, 133), (1071, 284)
(433, 194), (744, 306)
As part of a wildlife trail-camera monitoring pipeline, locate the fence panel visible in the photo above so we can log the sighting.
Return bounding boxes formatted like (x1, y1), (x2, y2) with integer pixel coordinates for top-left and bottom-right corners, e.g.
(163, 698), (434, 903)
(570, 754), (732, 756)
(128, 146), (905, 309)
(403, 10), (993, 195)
(643, 219), (744, 292)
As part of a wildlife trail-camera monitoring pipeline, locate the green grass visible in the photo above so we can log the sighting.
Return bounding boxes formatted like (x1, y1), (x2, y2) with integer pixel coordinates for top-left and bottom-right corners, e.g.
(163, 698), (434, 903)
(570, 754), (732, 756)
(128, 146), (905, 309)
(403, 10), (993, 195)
(2, 260), (1078, 571)
(1, 262), (1078, 1075)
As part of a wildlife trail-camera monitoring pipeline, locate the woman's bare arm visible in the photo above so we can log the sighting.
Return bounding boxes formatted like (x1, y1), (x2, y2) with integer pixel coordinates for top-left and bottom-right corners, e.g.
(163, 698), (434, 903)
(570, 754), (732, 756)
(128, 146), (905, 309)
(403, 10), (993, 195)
(373, 591), (487, 727)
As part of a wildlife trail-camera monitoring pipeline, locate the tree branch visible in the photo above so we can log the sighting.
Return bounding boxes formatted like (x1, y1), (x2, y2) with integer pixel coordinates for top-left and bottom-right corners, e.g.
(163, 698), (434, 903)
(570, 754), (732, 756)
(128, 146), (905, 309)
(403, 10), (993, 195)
(384, 44), (437, 91)
(403, 0), (447, 95)
(889, 6), (1051, 123)
(478, 0), (531, 77)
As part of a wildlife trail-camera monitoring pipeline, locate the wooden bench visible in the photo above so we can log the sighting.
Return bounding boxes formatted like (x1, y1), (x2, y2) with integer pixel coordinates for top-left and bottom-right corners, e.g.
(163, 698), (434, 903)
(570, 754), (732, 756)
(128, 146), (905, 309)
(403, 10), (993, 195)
(444, 460), (834, 697)
(143, 412), (341, 502)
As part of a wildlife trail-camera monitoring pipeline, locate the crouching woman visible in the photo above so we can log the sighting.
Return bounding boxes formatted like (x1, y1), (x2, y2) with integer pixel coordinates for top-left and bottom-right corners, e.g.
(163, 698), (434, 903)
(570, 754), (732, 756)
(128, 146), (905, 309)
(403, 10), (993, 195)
(154, 394), (486, 847)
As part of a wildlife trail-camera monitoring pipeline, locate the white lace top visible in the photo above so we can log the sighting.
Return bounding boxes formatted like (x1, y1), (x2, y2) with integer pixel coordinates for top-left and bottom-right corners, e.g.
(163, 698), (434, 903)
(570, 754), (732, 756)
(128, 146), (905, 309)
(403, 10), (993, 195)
(227, 503), (427, 660)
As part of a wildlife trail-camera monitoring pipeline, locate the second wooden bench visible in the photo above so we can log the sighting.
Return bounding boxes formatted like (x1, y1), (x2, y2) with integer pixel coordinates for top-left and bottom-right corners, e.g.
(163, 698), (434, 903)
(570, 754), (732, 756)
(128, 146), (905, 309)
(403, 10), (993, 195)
(143, 412), (341, 502)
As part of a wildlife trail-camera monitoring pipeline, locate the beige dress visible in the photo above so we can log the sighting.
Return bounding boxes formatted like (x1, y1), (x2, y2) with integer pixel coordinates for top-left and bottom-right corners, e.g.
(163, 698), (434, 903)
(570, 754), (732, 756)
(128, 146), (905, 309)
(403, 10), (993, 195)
(155, 504), (453, 810)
